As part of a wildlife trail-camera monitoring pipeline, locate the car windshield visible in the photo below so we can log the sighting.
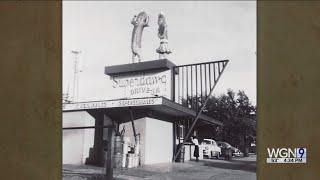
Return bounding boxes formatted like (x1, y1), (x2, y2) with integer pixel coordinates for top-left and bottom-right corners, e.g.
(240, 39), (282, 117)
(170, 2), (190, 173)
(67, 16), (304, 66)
(202, 140), (211, 145)
(212, 141), (217, 146)
(225, 143), (231, 148)
(218, 142), (231, 148)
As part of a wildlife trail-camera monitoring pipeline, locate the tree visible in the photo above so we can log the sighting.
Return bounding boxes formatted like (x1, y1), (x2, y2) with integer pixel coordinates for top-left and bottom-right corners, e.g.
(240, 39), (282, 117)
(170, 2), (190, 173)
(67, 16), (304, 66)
(204, 89), (256, 156)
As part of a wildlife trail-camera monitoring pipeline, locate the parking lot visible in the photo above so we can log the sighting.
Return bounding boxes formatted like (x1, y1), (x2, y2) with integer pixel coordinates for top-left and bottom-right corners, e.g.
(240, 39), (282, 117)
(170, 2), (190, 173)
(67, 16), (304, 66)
(63, 155), (256, 180)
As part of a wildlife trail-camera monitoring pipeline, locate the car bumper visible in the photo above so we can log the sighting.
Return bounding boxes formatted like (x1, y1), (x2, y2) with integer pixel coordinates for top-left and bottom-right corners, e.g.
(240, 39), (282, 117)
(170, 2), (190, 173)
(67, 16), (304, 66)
(203, 150), (210, 156)
(233, 152), (243, 157)
(203, 150), (220, 156)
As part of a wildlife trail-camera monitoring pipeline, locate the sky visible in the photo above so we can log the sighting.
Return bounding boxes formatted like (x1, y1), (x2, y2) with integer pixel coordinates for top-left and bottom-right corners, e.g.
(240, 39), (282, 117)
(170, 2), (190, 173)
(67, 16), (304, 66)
(63, 1), (256, 105)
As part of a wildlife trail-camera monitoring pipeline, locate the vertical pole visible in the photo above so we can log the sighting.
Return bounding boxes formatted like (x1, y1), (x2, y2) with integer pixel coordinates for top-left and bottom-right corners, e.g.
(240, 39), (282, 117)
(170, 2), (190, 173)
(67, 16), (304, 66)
(178, 68), (181, 104)
(205, 64), (207, 98)
(213, 63), (216, 82)
(172, 121), (176, 161)
(187, 118), (190, 134)
(186, 66), (189, 107)
(94, 115), (104, 166)
(209, 63), (212, 97)
(105, 128), (114, 180)
(195, 65), (198, 111)
(200, 65), (203, 103)
(171, 67), (176, 101)
(190, 66), (193, 109)
(181, 67), (184, 105)
(71, 50), (81, 102)
(129, 107), (137, 142)
(177, 122), (180, 144)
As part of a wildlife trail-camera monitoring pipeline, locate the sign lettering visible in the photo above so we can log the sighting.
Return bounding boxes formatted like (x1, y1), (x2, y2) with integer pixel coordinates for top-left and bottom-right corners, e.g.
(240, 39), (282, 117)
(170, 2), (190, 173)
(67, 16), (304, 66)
(63, 98), (163, 111)
(111, 71), (171, 99)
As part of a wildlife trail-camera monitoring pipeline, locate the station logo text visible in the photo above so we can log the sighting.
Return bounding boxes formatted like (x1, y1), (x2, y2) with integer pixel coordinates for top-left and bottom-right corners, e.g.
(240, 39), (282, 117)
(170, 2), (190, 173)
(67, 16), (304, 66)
(266, 147), (306, 163)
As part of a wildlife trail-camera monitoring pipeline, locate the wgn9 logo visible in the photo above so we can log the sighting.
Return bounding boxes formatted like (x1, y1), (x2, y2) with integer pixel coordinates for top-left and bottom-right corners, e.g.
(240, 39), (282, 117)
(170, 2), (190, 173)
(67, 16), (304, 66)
(266, 147), (307, 163)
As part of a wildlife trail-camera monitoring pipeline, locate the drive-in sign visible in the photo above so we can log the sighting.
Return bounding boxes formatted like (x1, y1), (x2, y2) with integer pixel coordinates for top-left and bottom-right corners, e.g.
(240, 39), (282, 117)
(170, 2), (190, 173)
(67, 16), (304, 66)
(111, 70), (171, 99)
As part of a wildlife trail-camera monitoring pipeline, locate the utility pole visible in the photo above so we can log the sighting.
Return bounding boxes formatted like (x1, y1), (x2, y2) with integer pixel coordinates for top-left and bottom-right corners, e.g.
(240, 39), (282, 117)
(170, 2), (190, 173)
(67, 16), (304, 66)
(71, 50), (81, 102)
(63, 84), (71, 103)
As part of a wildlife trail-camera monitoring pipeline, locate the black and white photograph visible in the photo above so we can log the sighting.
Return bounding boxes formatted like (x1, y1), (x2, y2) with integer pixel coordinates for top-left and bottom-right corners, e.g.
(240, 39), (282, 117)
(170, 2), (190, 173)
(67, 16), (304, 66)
(62, 1), (256, 180)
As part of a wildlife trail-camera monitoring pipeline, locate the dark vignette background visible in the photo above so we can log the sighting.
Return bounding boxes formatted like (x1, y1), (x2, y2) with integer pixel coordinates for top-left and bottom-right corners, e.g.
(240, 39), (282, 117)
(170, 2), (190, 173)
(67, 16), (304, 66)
(0, 1), (319, 180)
(0, 1), (62, 180)
(257, 1), (320, 179)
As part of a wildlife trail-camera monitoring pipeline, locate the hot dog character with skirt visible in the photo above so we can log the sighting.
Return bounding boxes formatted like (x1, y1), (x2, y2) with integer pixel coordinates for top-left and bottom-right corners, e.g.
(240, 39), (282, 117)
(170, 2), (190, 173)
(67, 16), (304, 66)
(156, 12), (172, 59)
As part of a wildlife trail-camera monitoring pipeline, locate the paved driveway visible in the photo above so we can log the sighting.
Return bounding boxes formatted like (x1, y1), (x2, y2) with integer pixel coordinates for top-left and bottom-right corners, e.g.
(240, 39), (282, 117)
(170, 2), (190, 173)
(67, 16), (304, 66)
(63, 155), (256, 180)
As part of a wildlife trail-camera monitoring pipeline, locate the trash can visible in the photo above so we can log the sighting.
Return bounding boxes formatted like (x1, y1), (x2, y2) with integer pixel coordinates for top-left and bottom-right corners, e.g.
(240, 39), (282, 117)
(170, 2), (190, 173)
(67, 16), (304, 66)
(122, 137), (130, 154)
(114, 136), (123, 154)
(113, 153), (123, 168)
(175, 144), (185, 162)
(126, 153), (134, 168)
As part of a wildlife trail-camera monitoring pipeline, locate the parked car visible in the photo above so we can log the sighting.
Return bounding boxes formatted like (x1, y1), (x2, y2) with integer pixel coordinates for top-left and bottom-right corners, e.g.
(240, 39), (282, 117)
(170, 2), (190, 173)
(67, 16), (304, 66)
(217, 141), (240, 157)
(232, 147), (243, 157)
(201, 139), (221, 159)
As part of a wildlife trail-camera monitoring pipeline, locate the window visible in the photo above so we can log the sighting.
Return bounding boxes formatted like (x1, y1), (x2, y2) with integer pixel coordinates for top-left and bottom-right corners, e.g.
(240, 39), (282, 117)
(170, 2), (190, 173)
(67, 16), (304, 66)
(177, 125), (184, 139)
(202, 140), (211, 145)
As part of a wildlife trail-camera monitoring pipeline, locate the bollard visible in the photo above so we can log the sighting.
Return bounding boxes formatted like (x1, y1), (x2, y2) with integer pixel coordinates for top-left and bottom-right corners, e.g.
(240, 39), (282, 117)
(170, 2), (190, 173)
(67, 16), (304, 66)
(225, 148), (233, 161)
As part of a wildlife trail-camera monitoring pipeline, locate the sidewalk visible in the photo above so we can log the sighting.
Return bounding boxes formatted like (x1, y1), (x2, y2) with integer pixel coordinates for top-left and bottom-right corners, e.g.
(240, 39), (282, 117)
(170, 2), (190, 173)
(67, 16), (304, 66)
(63, 155), (256, 180)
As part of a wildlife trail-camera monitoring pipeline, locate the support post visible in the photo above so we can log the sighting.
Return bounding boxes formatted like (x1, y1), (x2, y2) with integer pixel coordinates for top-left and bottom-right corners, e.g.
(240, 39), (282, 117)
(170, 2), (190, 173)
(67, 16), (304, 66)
(85, 111), (114, 166)
(105, 128), (114, 180)
(172, 121), (177, 161)
(92, 114), (105, 166)
(129, 107), (137, 143)
(171, 67), (176, 101)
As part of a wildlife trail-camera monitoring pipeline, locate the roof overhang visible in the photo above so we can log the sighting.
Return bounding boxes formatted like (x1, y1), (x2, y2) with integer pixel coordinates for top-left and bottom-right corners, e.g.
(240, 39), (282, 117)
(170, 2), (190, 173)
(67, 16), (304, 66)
(104, 59), (176, 76)
(63, 97), (223, 126)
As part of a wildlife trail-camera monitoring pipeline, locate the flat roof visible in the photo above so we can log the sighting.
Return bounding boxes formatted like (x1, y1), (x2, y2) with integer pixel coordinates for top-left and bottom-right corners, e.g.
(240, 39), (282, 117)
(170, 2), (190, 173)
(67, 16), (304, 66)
(104, 59), (176, 76)
(63, 97), (223, 126)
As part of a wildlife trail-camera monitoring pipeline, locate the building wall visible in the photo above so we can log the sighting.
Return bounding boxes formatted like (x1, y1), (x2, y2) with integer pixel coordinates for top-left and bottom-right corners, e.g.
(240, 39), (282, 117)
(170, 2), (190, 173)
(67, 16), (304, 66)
(145, 118), (173, 164)
(119, 117), (173, 165)
(184, 144), (204, 161)
(119, 118), (146, 164)
(63, 111), (95, 165)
